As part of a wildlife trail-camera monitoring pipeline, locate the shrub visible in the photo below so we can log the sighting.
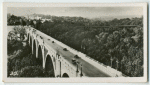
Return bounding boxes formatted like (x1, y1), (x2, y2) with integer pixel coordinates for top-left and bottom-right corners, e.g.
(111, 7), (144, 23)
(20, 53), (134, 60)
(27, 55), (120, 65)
(17, 66), (44, 77)
(13, 66), (54, 77)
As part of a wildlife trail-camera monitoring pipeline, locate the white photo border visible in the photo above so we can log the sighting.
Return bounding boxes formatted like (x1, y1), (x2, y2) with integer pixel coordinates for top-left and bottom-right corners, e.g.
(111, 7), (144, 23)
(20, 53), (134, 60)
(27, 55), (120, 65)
(3, 2), (148, 83)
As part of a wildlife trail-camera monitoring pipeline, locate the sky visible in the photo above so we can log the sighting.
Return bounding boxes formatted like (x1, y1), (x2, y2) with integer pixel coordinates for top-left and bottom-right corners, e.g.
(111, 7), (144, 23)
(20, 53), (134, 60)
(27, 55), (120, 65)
(7, 7), (143, 19)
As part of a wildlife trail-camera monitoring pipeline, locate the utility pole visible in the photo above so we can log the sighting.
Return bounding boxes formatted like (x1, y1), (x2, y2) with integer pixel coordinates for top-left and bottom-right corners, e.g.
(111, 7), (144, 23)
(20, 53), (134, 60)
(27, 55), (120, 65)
(81, 45), (82, 51)
(80, 63), (83, 77)
(110, 57), (113, 67)
(116, 59), (119, 70)
(121, 60), (123, 72)
(76, 61), (79, 77)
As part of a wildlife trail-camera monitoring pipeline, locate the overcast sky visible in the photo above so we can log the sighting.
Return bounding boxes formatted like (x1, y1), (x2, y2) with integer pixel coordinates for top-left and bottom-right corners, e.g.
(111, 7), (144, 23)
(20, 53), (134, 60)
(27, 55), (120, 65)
(7, 7), (143, 19)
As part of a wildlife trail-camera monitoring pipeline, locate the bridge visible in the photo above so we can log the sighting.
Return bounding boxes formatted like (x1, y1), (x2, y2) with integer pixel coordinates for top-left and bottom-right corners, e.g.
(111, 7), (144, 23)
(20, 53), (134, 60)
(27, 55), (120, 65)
(25, 26), (124, 77)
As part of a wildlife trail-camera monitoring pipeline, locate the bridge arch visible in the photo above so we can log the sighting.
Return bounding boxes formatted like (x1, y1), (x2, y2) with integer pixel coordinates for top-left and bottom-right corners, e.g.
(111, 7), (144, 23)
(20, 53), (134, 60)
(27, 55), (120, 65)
(33, 39), (36, 58)
(30, 36), (32, 46)
(45, 55), (55, 77)
(27, 33), (29, 42)
(62, 73), (69, 78)
(29, 36), (32, 52)
(37, 45), (43, 66)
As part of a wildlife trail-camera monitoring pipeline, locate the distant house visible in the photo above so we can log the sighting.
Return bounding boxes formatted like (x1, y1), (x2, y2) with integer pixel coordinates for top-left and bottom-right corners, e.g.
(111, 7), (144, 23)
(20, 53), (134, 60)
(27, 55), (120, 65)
(27, 16), (34, 20)
(41, 18), (53, 23)
(26, 15), (41, 20)
(27, 15), (53, 23)
(35, 16), (42, 20)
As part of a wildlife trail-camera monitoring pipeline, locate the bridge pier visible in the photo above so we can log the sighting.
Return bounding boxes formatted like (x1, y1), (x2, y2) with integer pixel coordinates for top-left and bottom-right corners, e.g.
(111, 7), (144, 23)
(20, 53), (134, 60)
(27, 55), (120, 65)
(54, 54), (61, 77)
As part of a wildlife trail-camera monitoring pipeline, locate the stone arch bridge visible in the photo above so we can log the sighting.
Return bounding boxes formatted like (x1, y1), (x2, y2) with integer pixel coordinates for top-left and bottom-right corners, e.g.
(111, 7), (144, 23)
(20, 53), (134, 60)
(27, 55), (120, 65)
(26, 26), (124, 78)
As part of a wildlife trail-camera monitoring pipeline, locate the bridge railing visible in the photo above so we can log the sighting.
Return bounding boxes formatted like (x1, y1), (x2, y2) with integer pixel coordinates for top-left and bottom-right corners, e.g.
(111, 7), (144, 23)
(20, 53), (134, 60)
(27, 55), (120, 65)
(77, 52), (123, 77)
(29, 27), (125, 77)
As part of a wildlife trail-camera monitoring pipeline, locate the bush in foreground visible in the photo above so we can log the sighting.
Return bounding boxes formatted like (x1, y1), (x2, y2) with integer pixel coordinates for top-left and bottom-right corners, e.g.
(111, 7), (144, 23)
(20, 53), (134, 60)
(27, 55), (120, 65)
(9, 66), (55, 77)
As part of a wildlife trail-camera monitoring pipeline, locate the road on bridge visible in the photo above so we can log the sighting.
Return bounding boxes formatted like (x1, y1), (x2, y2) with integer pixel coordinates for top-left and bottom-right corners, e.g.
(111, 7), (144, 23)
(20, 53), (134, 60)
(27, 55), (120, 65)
(33, 27), (110, 77)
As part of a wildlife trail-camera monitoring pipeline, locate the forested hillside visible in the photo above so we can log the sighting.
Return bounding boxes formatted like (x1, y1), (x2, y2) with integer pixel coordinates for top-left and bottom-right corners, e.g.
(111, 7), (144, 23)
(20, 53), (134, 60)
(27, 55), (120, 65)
(7, 14), (143, 77)
(37, 16), (143, 77)
(7, 27), (54, 77)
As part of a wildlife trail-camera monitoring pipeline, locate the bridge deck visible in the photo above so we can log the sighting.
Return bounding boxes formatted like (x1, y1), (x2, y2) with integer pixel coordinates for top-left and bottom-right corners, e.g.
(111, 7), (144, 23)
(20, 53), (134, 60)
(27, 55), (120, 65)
(35, 28), (110, 77)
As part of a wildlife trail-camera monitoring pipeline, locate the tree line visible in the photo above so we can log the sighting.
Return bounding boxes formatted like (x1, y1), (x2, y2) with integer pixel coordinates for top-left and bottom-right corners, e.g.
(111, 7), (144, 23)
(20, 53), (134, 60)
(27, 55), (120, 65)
(7, 14), (143, 77)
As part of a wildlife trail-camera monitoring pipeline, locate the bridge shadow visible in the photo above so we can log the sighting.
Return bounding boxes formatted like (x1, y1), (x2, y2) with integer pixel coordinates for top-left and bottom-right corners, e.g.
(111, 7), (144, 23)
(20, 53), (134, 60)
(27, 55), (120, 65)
(27, 33), (29, 42)
(30, 36), (32, 51)
(62, 73), (69, 78)
(45, 55), (55, 77)
(33, 40), (36, 57)
(32, 40), (37, 65)
(36, 45), (43, 66)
